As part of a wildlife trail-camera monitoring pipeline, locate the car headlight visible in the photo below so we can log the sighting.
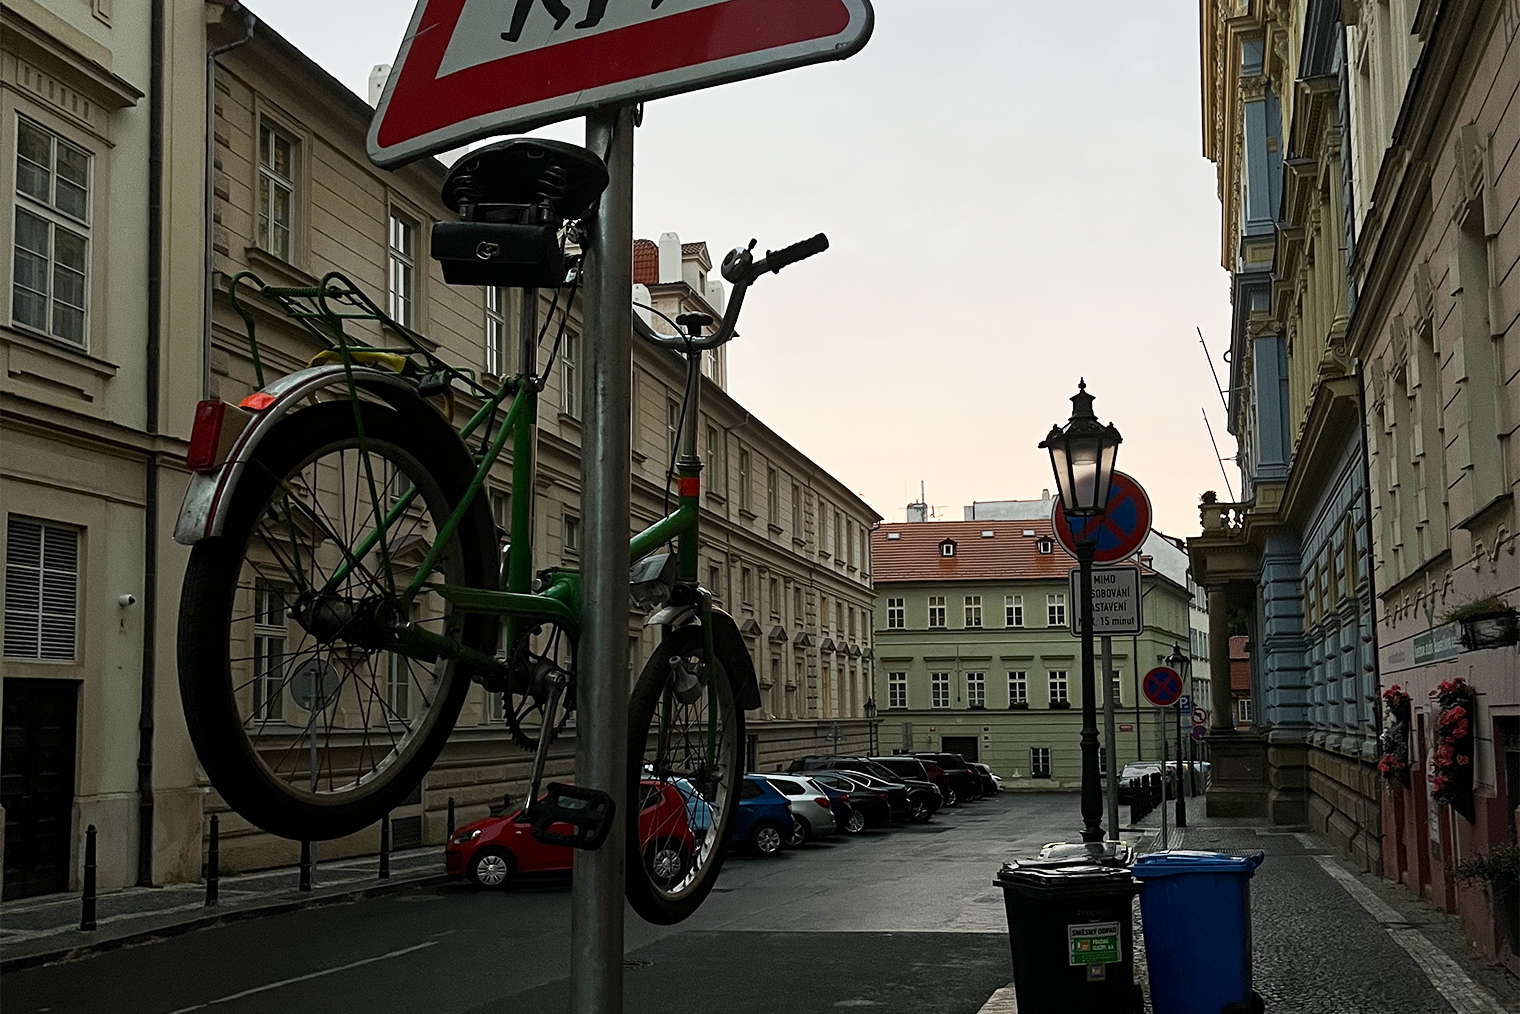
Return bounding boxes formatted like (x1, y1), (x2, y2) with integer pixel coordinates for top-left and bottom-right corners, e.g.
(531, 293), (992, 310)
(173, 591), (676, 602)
(452, 828), (483, 845)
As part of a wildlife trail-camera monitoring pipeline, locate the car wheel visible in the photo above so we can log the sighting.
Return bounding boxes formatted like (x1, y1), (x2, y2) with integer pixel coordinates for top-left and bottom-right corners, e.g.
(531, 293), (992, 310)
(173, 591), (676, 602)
(785, 816), (809, 847)
(752, 821), (784, 855)
(910, 800), (931, 823)
(468, 847), (515, 889)
(945, 788), (958, 807)
(844, 810), (867, 835)
(643, 838), (691, 888)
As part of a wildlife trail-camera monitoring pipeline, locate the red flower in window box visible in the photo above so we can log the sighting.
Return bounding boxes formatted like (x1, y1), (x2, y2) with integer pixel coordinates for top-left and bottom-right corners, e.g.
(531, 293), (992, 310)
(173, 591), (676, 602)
(1428, 677), (1476, 822)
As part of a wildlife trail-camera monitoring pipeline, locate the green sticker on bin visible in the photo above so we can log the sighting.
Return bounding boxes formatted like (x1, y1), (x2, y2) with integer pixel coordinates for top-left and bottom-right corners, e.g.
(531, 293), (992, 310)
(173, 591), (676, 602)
(1067, 922), (1121, 966)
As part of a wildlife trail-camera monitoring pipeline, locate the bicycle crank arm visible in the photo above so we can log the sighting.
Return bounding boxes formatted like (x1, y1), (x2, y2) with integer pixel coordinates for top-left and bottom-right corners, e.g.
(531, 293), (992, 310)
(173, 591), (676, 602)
(524, 672), (568, 824)
(402, 625), (510, 679)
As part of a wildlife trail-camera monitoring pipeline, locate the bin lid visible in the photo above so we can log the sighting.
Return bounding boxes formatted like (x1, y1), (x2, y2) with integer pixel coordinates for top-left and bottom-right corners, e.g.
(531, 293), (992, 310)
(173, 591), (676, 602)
(996, 861), (1142, 897)
(1130, 850), (1265, 878)
(1037, 840), (1133, 867)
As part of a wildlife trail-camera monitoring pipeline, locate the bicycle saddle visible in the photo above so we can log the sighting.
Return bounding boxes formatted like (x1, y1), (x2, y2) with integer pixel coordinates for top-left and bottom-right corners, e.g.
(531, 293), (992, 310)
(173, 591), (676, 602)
(441, 138), (608, 220)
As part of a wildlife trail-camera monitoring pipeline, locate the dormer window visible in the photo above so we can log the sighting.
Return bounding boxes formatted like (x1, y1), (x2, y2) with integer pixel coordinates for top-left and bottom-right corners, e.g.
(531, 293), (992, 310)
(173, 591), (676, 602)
(1037, 538), (1054, 554)
(940, 539), (957, 558)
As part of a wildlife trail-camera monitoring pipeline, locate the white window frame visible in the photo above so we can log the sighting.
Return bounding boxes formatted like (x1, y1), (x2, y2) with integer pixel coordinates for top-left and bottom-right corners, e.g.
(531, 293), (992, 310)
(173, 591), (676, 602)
(258, 120), (296, 262)
(3, 516), (79, 661)
(739, 449), (752, 511)
(887, 597), (904, 629)
(767, 467), (779, 519)
(1006, 594), (1023, 627)
(387, 650), (412, 722)
(562, 329), (580, 417)
(964, 595), (982, 628)
(485, 286), (508, 376)
(1048, 670), (1069, 705)
(888, 671), (907, 709)
(1031, 747), (1052, 779)
(1047, 593), (1066, 627)
(966, 671), (985, 709)
(251, 580), (285, 721)
(1238, 697), (1253, 723)
(562, 513), (580, 557)
(12, 116), (92, 348)
(927, 595), (946, 628)
(387, 210), (417, 327)
(1008, 671), (1028, 706)
(930, 671), (950, 708)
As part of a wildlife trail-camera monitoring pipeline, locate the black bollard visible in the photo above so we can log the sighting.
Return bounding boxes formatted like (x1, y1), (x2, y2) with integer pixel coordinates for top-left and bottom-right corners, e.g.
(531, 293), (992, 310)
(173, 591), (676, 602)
(299, 840), (312, 892)
(206, 815), (220, 906)
(80, 824), (97, 931)
(379, 813), (390, 880)
(447, 796), (456, 837)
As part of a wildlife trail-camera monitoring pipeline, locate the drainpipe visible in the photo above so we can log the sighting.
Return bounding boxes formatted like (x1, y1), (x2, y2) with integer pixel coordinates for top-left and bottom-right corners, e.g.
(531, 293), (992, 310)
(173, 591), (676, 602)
(1355, 359), (1385, 809)
(204, 3), (256, 400)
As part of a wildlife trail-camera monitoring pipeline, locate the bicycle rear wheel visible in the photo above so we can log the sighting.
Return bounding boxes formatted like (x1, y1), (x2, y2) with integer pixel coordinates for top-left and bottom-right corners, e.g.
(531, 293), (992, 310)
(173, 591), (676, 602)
(178, 399), (497, 841)
(625, 624), (744, 924)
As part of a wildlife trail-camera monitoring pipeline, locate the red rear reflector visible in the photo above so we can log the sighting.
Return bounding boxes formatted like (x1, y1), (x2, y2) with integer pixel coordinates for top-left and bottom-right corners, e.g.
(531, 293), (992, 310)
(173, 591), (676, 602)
(240, 392), (277, 411)
(186, 400), (229, 471)
(677, 476), (700, 498)
(840, 794), (851, 803)
(814, 797), (831, 809)
(878, 793), (888, 801)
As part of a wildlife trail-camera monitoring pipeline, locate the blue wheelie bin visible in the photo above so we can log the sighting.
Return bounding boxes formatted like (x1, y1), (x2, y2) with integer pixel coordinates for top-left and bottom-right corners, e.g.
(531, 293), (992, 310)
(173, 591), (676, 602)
(1131, 850), (1265, 1014)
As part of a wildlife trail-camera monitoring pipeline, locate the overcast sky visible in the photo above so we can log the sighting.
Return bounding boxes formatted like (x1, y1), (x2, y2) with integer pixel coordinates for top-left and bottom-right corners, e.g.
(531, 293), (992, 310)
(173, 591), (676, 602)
(246, 0), (1237, 536)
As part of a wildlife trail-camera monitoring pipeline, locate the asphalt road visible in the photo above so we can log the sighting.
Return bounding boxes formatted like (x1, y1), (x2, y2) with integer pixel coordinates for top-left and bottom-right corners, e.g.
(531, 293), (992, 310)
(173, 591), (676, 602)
(3, 792), (1082, 1014)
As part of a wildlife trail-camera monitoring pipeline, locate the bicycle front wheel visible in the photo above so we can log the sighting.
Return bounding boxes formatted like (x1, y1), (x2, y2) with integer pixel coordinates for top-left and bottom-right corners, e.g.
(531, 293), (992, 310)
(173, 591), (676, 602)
(625, 624), (744, 924)
(178, 399), (497, 841)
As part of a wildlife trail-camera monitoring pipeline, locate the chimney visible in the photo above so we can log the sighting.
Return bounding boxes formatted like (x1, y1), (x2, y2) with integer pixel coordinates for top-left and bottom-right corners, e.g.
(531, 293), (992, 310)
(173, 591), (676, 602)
(658, 232), (682, 284)
(906, 503), (928, 523)
(1041, 489), (1050, 502)
(369, 64), (392, 108)
(632, 283), (653, 326)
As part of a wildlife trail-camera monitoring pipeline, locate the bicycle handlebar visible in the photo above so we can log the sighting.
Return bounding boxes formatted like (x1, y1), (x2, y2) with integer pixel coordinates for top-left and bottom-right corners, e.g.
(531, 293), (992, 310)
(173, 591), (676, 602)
(632, 232), (828, 353)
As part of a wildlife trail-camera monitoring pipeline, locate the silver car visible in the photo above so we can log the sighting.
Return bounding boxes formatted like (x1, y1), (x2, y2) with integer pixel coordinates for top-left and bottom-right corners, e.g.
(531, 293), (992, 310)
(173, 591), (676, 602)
(763, 773), (838, 846)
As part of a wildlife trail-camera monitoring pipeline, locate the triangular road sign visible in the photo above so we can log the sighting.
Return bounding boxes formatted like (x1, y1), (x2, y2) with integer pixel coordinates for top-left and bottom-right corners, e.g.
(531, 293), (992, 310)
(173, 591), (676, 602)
(369, 0), (875, 168)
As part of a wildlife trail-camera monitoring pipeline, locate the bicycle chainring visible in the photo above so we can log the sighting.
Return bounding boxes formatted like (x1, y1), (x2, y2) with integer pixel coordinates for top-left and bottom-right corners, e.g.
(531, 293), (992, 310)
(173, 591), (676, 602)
(502, 622), (576, 753)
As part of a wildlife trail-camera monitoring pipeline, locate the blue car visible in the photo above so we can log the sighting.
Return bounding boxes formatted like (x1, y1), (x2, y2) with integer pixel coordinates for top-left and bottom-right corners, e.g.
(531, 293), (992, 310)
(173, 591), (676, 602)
(730, 774), (792, 856)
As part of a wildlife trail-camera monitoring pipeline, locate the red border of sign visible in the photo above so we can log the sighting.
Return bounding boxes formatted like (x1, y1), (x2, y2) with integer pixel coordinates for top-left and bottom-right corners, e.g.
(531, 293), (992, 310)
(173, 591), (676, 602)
(369, 0), (874, 167)
(1142, 666), (1183, 707)
(1051, 471), (1153, 565)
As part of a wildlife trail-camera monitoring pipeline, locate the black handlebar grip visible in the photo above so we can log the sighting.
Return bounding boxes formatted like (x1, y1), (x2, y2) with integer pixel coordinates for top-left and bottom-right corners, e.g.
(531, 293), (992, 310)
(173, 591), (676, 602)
(764, 233), (830, 273)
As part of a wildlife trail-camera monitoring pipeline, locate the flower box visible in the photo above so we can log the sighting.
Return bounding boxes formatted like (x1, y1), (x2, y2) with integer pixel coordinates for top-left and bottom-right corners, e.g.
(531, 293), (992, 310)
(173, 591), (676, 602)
(1458, 610), (1519, 651)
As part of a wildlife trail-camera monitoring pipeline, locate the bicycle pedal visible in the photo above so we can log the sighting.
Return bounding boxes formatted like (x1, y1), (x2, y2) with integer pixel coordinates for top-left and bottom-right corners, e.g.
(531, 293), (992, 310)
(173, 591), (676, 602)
(529, 783), (616, 850)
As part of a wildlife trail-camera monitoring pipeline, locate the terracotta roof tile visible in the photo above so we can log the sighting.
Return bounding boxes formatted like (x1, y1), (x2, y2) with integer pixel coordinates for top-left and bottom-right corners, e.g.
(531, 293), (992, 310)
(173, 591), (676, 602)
(633, 238), (658, 286)
(1229, 636), (1250, 691)
(871, 520), (1158, 583)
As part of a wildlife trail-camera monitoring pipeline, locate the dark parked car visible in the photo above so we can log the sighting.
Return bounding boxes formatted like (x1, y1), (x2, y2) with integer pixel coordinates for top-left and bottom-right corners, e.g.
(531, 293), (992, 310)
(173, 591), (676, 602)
(787, 755), (940, 822)
(874, 755), (956, 808)
(914, 752), (983, 804)
(809, 771), (893, 831)
(968, 762), (999, 795)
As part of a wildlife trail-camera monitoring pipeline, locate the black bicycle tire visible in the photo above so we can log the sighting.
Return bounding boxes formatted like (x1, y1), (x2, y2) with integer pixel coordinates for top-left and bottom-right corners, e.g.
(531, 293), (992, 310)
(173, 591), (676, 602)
(624, 624), (745, 925)
(178, 399), (496, 841)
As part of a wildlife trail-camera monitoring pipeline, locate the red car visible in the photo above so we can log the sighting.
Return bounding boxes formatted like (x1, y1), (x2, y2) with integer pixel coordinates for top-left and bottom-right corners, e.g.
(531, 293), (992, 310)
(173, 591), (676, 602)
(445, 781), (697, 889)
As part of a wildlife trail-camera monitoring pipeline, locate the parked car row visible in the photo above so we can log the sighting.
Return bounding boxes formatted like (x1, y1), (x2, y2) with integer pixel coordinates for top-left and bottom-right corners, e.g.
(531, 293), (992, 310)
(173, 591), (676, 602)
(443, 752), (1003, 888)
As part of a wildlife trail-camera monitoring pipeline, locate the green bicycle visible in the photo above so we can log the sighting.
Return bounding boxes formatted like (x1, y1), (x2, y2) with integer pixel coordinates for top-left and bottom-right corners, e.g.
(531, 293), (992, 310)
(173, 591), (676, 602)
(173, 137), (828, 923)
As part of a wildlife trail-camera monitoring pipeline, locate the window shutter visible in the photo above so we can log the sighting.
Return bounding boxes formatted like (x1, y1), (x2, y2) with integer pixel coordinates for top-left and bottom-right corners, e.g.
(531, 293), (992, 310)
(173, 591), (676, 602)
(5, 517), (78, 661)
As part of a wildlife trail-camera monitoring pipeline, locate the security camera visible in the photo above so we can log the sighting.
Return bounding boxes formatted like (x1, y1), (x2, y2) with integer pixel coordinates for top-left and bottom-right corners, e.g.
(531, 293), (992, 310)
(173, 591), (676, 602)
(118, 594), (137, 608)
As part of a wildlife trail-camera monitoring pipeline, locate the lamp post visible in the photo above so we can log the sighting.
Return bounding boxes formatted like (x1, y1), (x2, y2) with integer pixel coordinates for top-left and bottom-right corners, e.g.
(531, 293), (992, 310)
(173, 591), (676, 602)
(1166, 644), (1191, 828)
(865, 696), (878, 756)
(1041, 380), (1122, 844)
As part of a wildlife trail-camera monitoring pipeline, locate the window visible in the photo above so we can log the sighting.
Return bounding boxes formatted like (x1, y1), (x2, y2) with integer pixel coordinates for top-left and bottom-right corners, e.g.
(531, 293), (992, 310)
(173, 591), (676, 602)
(388, 211), (417, 327)
(562, 330), (580, 417)
(562, 514), (580, 556)
(834, 599), (843, 633)
(767, 468), (779, 520)
(742, 567), (753, 605)
(769, 577), (780, 617)
(790, 482), (802, 535)
(485, 286), (508, 376)
(489, 691), (505, 722)
(769, 656), (781, 690)
(930, 672), (950, 708)
(940, 540), (956, 558)
(964, 595), (982, 628)
(793, 585), (803, 623)
(387, 650), (411, 722)
(3, 516), (79, 660)
(1006, 595), (1023, 627)
(739, 449), (751, 511)
(666, 399), (681, 460)
(258, 121), (295, 261)
(705, 423), (719, 479)
(250, 580), (285, 721)
(1008, 671), (1028, 706)
(847, 520), (857, 567)
(13, 117), (91, 347)
(1031, 747), (1052, 779)
(928, 596), (946, 628)
(834, 513), (843, 560)
(1237, 697), (1253, 724)
(848, 606), (857, 638)
(490, 489), (512, 538)
(888, 671), (907, 709)
(1047, 593), (1066, 627)
(967, 671), (985, 709)
(1048, 670), (1068, 705)
(887, 597), (904, 628)
(708, 564), (723, 602)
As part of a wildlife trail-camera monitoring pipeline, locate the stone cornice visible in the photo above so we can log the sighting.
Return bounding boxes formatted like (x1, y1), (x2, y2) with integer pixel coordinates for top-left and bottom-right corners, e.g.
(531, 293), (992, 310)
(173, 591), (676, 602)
(1279, 376), (1361, 530)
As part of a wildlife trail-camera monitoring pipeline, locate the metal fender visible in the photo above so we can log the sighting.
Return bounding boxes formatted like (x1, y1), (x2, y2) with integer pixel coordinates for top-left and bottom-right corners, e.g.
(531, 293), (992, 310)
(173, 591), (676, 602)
(709, 609), (762, 711)
(173, 365), (425, 545)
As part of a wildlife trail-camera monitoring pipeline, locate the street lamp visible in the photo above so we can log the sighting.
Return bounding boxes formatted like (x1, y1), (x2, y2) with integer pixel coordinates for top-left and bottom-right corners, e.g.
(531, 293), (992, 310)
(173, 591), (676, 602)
(865, 696), (877, 756)
(1166, 644), (1191, 828)
(1041, 380), (1122, 844)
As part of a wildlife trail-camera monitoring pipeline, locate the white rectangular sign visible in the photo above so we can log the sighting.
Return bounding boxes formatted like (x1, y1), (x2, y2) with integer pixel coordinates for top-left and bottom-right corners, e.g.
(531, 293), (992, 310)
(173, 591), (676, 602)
(1068, 565), (1142, 637)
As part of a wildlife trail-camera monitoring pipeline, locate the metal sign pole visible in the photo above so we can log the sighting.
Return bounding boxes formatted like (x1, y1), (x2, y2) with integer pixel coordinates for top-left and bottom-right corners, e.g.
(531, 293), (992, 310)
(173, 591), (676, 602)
(572, 105), (634, 1014)
(1159, 708), (1169, 850)
(1102, 635), (1119, 840)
